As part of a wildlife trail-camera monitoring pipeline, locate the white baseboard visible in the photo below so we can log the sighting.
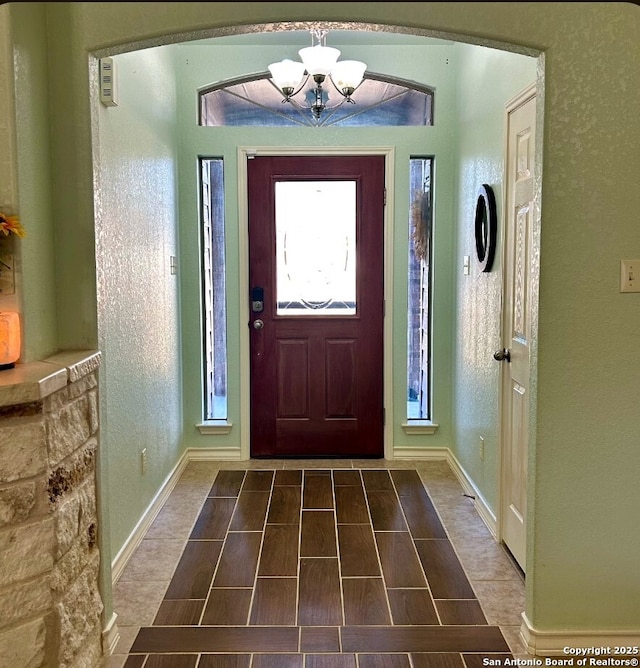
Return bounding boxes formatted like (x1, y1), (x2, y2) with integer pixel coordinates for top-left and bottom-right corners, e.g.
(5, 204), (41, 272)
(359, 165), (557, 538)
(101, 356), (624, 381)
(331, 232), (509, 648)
(101, 612), (120, 656)
(446, 450), (498, 538)
(521, 613), (640, 656)
(186, 446), (243, 461)
(393, 446), (449, 460)
(111, 450), (190, 583)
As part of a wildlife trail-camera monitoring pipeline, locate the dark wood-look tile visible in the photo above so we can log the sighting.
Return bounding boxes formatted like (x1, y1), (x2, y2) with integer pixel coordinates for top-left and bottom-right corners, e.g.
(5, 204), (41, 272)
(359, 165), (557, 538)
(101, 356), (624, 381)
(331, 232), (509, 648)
(144, 655), (198, 668)
(341, 625), (510, 653)
(249, 577), (297, 625)
(213, 532), (262, 587)
(386, 588), (439, 625)
(335, 485), (370, 524)
(333, 470), (362, 486)
(298, 558), (343, 626)
(337, 524), (381, 577)
(190, 497), (237, 539)
(242, 470), (274, 491)
(250, 655), (303, 668)
(198, 656), (251, 668)
(415, 540), (476, 599)
(375, 532), (427, 588)
(126, 469), (513, 665)
(398, 493), (447, 539)
(153, 599), (205, 626)
(462, 655), (513, 668)
(274, 469), (302, 486)
(342, 578), (391, 625)
(209, 470), (246, 497)
(258, 524), (299, 576)
(267, 486), (301, 524)
(366, 490), (408, 531)
(303, 474), (334, 509)
(200, 588), (252, 625)
(131, 626), (299, 653)
(358, 655), (411, 668)
(305, 656), (357, 668)
(299, 626), (340, 652)
(301, 510), (337, 557)
(389, 469), (426, 496)
(361, 469), (395, 491)
(164, 540), (223, 599)
(124, 656), (146, 668)
(436, 599), (488, 625)
(410, 653), (465, 668)
(229, 490), (270, 531)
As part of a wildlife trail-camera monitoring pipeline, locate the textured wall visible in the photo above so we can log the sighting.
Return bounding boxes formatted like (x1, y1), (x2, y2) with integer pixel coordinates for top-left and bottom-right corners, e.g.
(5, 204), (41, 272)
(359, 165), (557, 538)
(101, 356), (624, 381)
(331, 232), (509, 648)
(6, 0), (640, 639)
(1, 4), (58, 360)
(452, 44), (536, 512)
(95, 46), (183, 558)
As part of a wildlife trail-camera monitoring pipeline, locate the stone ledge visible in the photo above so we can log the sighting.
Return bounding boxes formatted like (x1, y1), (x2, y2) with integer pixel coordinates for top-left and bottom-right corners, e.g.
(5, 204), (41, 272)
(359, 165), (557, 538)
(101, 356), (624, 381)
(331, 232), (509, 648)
(0, 351), (101, 408)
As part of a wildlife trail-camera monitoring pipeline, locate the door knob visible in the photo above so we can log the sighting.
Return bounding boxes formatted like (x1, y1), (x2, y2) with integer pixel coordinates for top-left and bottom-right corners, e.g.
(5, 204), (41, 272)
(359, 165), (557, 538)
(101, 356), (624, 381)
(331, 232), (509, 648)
(253, 319), (264, 330)
(493, 348), (511, 362)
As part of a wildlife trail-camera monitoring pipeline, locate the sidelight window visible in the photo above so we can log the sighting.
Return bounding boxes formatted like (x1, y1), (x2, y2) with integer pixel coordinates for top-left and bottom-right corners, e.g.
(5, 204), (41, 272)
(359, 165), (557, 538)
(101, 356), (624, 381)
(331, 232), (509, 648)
(407, 157), (433, 420)
(201, 158), (228, 420)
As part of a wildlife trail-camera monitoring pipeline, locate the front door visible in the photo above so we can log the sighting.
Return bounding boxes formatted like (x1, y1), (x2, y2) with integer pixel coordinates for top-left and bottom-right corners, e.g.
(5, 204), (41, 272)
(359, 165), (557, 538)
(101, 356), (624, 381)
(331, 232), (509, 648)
(499, 85), (536, 572)
(248, 155), (385, 458)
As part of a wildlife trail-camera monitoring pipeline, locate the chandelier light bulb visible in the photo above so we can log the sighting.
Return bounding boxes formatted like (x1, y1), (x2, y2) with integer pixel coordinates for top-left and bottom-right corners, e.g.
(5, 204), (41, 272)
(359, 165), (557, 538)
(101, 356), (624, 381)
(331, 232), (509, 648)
(298, 45), (341, 77)
(267, 30), (367, 121)
(330, 60), (367, 96)
(267, 59), (306, 96)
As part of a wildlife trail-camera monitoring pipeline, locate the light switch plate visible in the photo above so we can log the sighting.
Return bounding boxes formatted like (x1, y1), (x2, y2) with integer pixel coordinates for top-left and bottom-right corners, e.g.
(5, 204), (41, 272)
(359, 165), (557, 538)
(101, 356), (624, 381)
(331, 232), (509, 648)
(0, 253), (15, 295)
(620, 259), (640, 293)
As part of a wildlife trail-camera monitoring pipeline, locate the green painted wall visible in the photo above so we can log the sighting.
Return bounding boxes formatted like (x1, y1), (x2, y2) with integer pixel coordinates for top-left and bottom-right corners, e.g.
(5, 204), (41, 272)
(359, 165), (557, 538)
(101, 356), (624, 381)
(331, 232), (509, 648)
(452, 44), (536, 513)
(95, 45), (183, 564)
(173, 40), (461, 454)
(2, 3), (58, 361)
(5, 0), (640, 638)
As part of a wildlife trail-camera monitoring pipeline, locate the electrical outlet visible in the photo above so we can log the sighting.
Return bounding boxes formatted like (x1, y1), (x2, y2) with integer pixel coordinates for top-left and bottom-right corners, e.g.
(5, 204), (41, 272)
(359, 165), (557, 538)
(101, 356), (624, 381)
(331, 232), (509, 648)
(479, 436), (485, 461)
(141, 448), (147, 474)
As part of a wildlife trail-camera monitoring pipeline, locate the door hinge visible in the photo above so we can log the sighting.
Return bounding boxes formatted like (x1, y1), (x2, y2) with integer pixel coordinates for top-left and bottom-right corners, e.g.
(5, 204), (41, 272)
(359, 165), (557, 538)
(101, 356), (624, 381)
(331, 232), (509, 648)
(383, 407), (386, 426)
(383, 188), (387, 205)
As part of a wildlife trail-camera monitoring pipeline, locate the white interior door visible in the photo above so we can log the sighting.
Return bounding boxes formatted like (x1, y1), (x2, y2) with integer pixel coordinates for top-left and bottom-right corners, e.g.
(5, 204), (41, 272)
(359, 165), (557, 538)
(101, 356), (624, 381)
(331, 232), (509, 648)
(499, 84), (536, 573)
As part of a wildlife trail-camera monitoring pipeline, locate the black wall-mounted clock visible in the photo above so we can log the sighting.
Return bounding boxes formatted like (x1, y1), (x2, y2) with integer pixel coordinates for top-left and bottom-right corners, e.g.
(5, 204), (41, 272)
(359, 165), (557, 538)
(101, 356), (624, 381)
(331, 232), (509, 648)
(474, 184), (497, 272)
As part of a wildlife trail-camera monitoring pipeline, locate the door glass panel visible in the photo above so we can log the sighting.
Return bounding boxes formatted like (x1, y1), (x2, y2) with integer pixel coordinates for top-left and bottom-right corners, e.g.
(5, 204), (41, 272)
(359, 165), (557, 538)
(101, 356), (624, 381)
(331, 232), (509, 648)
(275, 181), (356, 316)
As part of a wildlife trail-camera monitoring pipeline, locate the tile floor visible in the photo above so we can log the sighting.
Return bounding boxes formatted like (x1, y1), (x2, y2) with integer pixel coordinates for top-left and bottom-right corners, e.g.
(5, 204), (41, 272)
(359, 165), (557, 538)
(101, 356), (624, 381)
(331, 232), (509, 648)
(103, 459), (528, 667)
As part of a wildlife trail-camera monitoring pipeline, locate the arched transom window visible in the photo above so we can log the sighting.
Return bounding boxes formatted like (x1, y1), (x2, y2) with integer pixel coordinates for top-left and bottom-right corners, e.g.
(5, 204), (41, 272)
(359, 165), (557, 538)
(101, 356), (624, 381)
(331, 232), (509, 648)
(199, 72), (435, 128)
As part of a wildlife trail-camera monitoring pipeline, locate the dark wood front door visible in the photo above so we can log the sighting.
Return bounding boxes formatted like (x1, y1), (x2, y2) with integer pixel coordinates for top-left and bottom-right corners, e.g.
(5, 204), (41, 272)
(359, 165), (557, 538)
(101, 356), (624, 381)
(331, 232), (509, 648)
(248, 155), (385, 458)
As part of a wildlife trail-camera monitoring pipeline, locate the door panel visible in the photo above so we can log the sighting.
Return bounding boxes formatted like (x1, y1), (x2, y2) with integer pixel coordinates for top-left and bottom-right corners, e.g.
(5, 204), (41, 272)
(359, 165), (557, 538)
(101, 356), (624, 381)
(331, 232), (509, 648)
(500, 88), (536, 572)
(277, 339), (309, 417)
(325, 339), (357, 417)
(248, 155), (385, 458)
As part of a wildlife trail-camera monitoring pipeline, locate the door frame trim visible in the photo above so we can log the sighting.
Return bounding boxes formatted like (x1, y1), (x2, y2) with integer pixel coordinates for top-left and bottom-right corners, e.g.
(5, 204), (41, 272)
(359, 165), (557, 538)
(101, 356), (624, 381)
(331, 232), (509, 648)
(237, 146), (396, 460)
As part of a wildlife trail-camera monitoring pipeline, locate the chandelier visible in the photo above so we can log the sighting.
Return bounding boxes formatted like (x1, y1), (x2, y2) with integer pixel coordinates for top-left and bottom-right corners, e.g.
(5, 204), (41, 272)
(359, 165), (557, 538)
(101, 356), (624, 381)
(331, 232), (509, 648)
(268, 30), (367, 121)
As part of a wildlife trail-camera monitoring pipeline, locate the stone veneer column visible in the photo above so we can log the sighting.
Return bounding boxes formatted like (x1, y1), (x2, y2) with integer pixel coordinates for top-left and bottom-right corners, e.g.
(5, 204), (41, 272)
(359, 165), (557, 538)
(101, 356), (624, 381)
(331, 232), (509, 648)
(0, 351), (105, 667)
